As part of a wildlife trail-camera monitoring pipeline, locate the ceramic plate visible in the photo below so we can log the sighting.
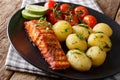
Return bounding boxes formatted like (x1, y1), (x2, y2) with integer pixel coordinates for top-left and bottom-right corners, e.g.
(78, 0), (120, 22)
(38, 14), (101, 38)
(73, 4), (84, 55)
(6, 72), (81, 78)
(7, 2), (120, 80)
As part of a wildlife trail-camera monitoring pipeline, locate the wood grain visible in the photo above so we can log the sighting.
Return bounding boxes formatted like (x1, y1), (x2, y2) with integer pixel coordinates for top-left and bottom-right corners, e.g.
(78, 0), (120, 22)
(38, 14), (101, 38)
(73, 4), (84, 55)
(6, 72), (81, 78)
(0, 70), (14, 80)
(0, 0), (22, 80)
(115, 7), (120, 25)
(10, 72), (51, 80)
(97, 0), (120, 20)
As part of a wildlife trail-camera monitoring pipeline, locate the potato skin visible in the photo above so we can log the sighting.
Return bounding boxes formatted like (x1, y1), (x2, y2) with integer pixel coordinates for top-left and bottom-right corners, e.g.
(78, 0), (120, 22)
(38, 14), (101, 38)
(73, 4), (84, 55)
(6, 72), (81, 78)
(72, 24), (92, 39)
(93, 23), (113, 37)
(88, 33), (112, 52)
(52, 20), (73, 42)
(67, 49), (92, 71)
(86, 46), (106, 67)
(66, 33), (87, 51)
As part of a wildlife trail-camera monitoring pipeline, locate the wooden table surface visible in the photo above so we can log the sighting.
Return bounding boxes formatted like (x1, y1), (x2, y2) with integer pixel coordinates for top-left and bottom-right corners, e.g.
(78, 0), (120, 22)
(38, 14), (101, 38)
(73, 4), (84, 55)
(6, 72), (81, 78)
(0, 0), (120, 80)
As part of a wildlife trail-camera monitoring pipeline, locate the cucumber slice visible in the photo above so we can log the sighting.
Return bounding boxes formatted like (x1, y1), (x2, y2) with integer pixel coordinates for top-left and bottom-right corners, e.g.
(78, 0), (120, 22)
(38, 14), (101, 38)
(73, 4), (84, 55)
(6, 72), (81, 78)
(25, 5), (48, 15)
(22, 10), (43, 20)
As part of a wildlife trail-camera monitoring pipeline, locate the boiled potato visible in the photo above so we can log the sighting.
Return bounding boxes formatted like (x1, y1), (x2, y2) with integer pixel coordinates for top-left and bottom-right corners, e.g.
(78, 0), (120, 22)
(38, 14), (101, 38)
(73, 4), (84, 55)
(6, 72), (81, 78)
(86, 46), (106, 67)
(66, 33), (87, 51)
(93, 23), (113, 37)
(67, 49), (92, 71)
(88, 33), (112, 52)
(52, 20), (73, 42)
(72, 24), (93, 39)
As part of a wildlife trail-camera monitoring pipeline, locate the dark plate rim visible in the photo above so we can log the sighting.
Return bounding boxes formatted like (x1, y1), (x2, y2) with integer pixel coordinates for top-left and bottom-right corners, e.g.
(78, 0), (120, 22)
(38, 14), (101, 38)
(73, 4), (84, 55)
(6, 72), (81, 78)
(7, 2), (120, 80)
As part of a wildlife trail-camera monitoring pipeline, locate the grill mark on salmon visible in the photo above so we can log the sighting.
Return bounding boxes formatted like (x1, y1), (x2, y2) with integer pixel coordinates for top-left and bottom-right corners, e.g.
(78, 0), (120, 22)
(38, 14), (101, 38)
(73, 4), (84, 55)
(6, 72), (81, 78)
(24, 20), (70, 70)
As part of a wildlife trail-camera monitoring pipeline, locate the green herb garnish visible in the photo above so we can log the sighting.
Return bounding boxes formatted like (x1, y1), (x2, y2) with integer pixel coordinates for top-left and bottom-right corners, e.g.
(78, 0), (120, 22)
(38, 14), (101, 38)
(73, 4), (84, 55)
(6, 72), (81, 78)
(104, 42), (110, 48)
(78, 24), (89, 29)
(76, 34), (84, 40)
(64, 28), (68, 32)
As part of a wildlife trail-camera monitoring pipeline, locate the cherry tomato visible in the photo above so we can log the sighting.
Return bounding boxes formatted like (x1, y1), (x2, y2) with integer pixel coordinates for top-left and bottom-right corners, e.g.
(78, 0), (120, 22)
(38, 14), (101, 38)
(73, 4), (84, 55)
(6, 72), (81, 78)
(65, 15), (79, 26)
(44, 0), (57, 15)
(60, 4), (71, 13)
(83, 15), (97, 28)
(46, 9), (52, 15)
(69, 10), (75, 14)
(74, 6), (89, 20)
(47, 12), (64, 24)
(44, 0), (57, 9)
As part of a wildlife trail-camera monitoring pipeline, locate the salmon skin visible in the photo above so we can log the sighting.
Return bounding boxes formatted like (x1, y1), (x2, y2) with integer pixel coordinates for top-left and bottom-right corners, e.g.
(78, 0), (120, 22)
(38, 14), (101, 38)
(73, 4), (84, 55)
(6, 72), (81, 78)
(24, 20), (70, 70)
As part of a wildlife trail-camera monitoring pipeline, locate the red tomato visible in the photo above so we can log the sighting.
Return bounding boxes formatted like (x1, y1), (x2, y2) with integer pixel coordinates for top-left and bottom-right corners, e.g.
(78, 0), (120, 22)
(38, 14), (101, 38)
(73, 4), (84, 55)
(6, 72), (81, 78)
(47, 12), (64, 24)
(65, 15), (79, 26)
(74, 6), (89, 20)
(60, 4), (71, 13)
(83, 15), (97, 28)
(46, 9), (53, 15)
(44, 0), (57, 9)
(69, 10), (75, 14)
(44, 0), (57, 15)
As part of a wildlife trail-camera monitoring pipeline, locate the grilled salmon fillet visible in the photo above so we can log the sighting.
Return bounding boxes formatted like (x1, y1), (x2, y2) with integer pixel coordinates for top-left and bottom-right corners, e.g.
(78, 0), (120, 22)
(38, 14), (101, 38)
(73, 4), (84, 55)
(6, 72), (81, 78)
(24, 20), (70, 70)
